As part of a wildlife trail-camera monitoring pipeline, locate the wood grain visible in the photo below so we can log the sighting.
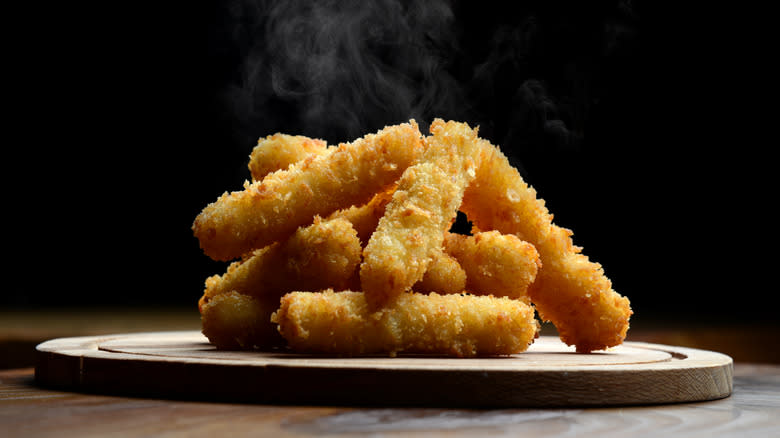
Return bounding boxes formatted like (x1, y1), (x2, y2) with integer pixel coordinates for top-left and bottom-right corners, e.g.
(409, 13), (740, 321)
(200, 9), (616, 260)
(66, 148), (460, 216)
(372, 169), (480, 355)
(2, 365), (778, 438)
(34, 332), (732, 408)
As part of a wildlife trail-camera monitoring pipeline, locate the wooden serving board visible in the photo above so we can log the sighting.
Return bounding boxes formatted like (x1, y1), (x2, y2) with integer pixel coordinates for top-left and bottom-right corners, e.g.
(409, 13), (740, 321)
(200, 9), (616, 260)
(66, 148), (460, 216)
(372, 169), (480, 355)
(35, 331), (733, 408)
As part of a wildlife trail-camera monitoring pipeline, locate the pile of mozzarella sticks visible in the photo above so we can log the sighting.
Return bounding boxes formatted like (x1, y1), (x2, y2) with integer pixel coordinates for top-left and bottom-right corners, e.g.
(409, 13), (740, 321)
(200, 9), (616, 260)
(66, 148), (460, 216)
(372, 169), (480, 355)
(193, 119), (632, 357)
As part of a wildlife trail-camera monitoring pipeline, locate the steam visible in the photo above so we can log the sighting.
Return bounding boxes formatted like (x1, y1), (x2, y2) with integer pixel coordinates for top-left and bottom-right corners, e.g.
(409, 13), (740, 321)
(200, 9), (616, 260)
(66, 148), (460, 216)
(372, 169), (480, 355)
(222, 0), (467, 145)
(465, 3), (637, 166)
(215, 1), (638, 156)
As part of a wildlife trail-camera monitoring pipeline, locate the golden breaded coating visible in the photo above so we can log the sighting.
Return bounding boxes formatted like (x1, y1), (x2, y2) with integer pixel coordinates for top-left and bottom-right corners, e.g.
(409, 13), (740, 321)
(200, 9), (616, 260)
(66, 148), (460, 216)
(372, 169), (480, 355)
(201, 291), (284, 349)
(327, 188), (395, 246)
(200, 216), (361, 305)
(325, 188), (396, 290)
(198, 217), (361, 349)
(413, 249), (467, 295)
(443, 231), (540, 304)
(460, 140), (632, 352)
(329, 187), (465, 293)
(248, 134), (328, 182)
(247, 131), (393, 246)
(360, 119), (480, 309)
(199, 244), (280, 310)
(193, 121), (424, 261)
(271, 290), (539, 357)
(359, 162), (459, 305)
(247, 131), (391, 245)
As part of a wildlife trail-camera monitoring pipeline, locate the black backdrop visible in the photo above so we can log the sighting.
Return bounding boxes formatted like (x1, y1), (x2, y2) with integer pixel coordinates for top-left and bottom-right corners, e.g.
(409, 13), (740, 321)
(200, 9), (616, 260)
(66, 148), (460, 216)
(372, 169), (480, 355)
(6, 1), (773, 323)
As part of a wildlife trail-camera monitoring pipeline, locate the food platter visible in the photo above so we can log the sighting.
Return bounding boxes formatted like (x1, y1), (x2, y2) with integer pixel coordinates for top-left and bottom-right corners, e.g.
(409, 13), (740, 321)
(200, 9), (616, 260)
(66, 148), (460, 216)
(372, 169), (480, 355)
(35, 332), (732, 407)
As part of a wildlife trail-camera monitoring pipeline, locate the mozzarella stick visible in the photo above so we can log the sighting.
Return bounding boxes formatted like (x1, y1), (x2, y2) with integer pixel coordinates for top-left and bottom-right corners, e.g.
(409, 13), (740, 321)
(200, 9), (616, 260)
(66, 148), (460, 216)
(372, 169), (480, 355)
(331, 190), (470, 295)
(360, 119), (480, 309)
(271, 290), (539, 357)
(443, 231), (540, 303)
(193, 121), (424, 261)
(414, 249), (467, 295)
(246, 131), (394, 246)
(248, 133), (328, 182)
(201, 291), (285, 349)
(335, 194), (469, 296)
(460, 140), (632, 352)
(327, 188), (395, 246)
(199, 216), (361, 310)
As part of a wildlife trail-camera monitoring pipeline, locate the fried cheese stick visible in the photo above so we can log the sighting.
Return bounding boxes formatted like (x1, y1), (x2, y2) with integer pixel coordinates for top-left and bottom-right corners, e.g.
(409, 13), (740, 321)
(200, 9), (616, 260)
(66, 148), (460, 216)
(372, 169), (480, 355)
(414, 249), (467, 295)
(444, 231), (540, 303)
(199, 216), (361, 305)
(326, 188), (395, 246)
(460, 140), (632, 352)
(246, 130), (395, 246)
(248, 134), (328, 182)
(193, 121), (424, 261)
(360, 119), (480, 309)
(329, 189), (468, 295)
(246, 132), (395, 246)
(198, 217), (362, 349)
(201, 291), (284, 349)
(271, 290), (539, 357)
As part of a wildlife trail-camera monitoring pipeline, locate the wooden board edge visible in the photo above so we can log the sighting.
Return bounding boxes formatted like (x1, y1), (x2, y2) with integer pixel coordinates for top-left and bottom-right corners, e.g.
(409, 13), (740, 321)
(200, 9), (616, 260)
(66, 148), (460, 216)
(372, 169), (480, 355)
(34, 332), (734, 408)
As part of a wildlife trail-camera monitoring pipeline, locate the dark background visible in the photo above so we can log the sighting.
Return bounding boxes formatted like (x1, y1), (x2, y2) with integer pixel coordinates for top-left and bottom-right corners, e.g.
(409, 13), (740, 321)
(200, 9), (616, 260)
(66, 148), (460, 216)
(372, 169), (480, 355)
(5, 1), (773, 324)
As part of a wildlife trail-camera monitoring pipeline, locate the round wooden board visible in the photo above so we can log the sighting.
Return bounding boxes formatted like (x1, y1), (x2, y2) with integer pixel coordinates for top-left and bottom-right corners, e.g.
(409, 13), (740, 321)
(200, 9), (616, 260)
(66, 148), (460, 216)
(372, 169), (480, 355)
(35, 331), (733, 408)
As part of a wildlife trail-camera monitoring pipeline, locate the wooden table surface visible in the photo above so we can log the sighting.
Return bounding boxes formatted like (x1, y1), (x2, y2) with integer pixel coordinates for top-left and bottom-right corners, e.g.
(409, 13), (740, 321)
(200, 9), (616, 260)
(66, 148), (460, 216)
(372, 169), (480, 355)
(2, 364), (779, 437)
(1, 309), (779, 437)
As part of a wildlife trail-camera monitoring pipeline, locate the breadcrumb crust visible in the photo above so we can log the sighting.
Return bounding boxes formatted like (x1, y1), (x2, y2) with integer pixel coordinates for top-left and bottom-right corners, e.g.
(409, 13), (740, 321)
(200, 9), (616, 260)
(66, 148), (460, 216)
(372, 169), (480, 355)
(360, 119), (480, 309)
(193, 121), (423, 261)
(272, 290), (539, 357)
(461, 140), (632, 352)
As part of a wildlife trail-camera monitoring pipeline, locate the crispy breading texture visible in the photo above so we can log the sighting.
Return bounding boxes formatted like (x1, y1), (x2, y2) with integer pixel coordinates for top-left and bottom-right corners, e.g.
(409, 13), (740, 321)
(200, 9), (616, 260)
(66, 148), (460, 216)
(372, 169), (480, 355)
(333, 190), (467, 296)
(414, 249), (467, 295)
(199, 217), (361, 350)
(201, 291), (284, 349)
(326, 188), (395, 246)
(199, 216), (361, 306)
(246, 131), (392, 244)
(335, 196), (469, 296)
(443, 231), (540, 303)
(271, 290), (539, 357)
(360, 119), (480, 309)
(460, 140), (632, 352)
(193, 121), (423, 261)
(248, 134), (328, 182)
